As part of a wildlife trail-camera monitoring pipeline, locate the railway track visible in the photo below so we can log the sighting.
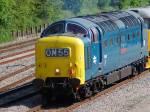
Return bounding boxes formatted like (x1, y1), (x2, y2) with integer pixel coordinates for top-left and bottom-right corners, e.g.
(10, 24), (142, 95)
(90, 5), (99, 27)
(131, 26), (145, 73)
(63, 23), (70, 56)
(0, 51), (35, 65)
(27, 70), (149, 112)
(0, 74), (35, 93)
(0, 38), (38, 109)
(0, 82), (39, 107)
(0, 64), (34, 81)
(0, 39), (36, 65)
(0, 48), (35, 60)
(0, 38), (36, 53)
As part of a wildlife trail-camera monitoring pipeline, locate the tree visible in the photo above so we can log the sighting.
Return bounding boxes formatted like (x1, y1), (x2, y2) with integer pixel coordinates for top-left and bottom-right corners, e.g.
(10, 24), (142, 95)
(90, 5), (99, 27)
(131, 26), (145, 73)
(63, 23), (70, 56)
(79, 0), (100, 15)
(11, 0), (35, 30)
(63, 0), (82, 15)
(118, 0), (131, 9)
(110, 0), (120, 9)
(130, 0), (149, 7)
(98, 0), (112, 9)
(0, 0), (16, 42)
(119, 0), (149, 9)
(97, 0), (117, 11)
(34, 0), (63, 24)
(0, 0), (15, 30)
(1, 0), (150, 43)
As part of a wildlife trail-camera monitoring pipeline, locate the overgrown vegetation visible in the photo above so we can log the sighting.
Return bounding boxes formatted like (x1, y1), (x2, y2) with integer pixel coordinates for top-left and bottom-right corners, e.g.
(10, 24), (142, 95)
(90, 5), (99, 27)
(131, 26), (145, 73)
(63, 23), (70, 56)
(0, 0), (150, 43)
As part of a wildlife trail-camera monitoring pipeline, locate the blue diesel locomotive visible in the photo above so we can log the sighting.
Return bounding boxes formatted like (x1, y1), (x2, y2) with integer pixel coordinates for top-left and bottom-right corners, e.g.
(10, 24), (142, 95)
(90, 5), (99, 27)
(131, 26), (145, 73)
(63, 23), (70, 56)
(34, 11), (148, 101)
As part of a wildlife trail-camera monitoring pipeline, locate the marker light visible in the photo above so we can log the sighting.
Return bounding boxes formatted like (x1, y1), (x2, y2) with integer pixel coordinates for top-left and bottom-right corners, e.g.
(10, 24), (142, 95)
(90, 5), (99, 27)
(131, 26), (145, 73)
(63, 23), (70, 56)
(68, 68), (75, 76)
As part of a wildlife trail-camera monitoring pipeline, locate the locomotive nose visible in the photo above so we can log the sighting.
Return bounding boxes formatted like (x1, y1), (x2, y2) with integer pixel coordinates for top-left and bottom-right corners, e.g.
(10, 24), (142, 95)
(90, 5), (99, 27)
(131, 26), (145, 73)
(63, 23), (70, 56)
(35, 36), (85, 84)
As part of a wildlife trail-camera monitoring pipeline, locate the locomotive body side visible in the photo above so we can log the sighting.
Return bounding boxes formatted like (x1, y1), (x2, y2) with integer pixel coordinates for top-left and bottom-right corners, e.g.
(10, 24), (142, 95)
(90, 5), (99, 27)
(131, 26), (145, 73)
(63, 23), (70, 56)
(82, 11), (148, 84)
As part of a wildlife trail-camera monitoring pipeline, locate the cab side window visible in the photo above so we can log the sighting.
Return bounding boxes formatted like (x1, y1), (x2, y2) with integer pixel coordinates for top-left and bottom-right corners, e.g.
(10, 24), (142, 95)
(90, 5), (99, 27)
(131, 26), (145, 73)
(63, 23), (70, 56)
(90, 28), (98, 42)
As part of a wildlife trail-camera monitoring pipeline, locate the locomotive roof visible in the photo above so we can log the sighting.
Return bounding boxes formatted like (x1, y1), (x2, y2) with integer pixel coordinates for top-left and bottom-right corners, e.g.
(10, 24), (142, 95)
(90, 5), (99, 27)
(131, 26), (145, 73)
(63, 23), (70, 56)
(68, 11), (143, 34)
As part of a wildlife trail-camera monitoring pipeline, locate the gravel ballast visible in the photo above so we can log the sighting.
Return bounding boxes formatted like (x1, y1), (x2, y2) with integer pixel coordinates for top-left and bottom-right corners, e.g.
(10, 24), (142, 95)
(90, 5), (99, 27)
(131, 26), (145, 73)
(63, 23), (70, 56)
(74, 72), (150, 112)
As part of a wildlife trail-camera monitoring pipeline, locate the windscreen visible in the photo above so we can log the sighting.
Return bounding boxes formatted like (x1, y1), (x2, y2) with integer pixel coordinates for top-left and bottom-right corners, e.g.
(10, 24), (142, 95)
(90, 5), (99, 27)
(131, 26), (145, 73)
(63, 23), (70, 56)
(41, 22), (65, 37)
(67, 23), (87, 35)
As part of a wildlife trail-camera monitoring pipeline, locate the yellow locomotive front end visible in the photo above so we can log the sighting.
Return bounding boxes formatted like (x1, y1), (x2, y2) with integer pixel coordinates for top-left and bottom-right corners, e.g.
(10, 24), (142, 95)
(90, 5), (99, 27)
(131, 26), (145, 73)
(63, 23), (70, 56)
(34, 35), (85, 98)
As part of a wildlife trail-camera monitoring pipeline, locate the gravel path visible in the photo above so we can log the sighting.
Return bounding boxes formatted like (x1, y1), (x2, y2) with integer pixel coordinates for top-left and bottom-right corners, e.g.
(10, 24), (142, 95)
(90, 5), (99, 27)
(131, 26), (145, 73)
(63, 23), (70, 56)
(74, 72), (150, 112)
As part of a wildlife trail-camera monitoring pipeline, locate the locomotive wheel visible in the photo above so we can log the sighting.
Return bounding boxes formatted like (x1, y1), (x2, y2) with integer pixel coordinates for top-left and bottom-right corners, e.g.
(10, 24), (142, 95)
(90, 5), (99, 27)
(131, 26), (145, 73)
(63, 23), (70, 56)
(84, 86), (92, 98)
(41, 88), (56, 106)
(70, 88), (81, 102)
(137, 63), (144, 74)
(140, 63), (145, 72)
(41, 90), (50, 107)
(98, 79), (104, 90)
(92, 80), (101, 94)
(72, 92), (81, 102)
(78, 85), (92, 99)
(132, 67), (138, 76)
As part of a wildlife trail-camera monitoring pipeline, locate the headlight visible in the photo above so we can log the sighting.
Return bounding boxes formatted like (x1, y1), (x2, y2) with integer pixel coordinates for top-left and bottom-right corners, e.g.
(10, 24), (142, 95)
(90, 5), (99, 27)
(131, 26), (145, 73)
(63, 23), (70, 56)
(55, 68), (60, 75)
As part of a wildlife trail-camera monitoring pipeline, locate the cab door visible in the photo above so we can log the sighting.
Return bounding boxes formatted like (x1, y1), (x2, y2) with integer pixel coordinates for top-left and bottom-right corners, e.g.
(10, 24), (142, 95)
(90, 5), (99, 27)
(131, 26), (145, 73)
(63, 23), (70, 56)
(85, 27), (102, 80)
(90, 27), (101, 77)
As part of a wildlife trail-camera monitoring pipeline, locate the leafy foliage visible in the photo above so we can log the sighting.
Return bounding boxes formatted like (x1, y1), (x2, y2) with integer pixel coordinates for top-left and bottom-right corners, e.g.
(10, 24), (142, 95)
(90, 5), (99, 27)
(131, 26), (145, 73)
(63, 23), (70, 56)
(0, 0), (15, 30)
(79, 0), (99, 15)
(63, 0), (82, 15)
(119, 0), (149, 9)
(0, 0), (150, 43)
